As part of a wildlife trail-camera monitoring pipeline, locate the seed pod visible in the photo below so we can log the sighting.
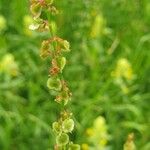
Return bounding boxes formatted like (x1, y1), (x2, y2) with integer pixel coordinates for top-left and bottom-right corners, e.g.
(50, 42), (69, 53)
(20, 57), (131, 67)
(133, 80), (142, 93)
(41, 40), (49, 50)
(62, 119), (74, 133)
(56, 57), (66, 72)
(30, 3), (42, 19)
(61, 111), (72, 120)
(30, 0), (37, 4)
(40, 40), (50, 58)
(52, 122), (61, 134)
(47, 77), (62, 91)
(55, 91), (71, 105)
(63, 40), (70, 52)
(59, 40), (70, 52)
(45, 0), (54, 5)
(48, 6), (59, 15)
(56, 133), (69, 146)
(60, 57), (66, 72)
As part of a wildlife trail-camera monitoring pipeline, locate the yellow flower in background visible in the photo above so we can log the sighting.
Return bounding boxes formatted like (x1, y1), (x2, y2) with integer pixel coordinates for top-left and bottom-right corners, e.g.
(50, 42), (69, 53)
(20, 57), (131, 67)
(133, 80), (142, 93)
(112, 58), (133, 80)
(111, 58), (134, 94)
(99, 138), (107, 146)
(82, 143), (89, 150)
(93, 116), (107, 136)
(92, 116), (108, 147)
(86, 128), (94, 136)
(23, 15), (34, 36)
(0, 15), (7, 32)
(0, 54), (19, 77)
(93, 116), (106, 131)
(120, 84), (129, 94)
(124, 133), (136, 150)
(86, 116), (109, 149)
(90, 14), (106, 38)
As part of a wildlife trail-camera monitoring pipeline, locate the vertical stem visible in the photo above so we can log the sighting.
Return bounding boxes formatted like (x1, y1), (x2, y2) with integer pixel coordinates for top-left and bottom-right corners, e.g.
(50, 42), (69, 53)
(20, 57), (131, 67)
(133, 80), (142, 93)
(63, 146), (66, 150)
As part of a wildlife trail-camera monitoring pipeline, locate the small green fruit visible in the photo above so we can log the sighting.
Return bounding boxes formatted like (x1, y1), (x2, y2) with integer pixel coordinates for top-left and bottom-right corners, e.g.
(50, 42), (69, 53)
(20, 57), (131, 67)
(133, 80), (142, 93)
(30, 3), (42, 19)
(41, 40), (49, 50)
(56, 133), (69, 146)
(62, 91), (71, 105)
(47, 77), (62, 91)
(61, 40), (70, 52)
(52, 122), (61, 133)
(40, 40), (50, 58)
(62, 119), (74, 133)
(60, 57), (66, 72)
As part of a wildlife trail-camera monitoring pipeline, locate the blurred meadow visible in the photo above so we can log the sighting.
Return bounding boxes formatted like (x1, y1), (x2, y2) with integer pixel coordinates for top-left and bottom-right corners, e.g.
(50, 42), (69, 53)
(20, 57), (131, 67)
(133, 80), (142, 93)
(0, 0), (150, 149)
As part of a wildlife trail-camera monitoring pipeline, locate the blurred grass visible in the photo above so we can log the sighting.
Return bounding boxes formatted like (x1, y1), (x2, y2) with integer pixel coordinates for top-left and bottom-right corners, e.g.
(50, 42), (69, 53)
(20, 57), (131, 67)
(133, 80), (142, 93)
(0, 0), (150, 149)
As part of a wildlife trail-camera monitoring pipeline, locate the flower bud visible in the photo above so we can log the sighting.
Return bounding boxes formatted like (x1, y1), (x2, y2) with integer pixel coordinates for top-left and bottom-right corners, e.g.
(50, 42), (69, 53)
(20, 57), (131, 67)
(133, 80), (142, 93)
(62, 119), (74, 133)
(47, 77), (62, 91)
(52, 122), (61, 134)
(56, 133), (69, 146)
(69, 144), (80, 150)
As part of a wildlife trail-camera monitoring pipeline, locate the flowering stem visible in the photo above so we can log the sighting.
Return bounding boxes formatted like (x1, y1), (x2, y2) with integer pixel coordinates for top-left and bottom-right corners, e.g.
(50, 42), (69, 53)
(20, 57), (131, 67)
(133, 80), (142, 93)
(29, 0), (80, 149)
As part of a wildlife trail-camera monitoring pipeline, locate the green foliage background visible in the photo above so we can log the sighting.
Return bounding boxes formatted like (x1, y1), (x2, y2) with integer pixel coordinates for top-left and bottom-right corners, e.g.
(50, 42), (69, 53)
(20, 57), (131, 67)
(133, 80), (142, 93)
(0, 0), (150, 149)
